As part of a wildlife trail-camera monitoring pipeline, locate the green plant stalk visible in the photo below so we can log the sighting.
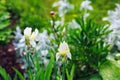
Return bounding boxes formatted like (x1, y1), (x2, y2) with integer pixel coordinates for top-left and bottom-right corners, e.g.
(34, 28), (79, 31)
(62, 58), (66, 80)
(30, 54), (35, 67)
(62, 63), (65, 80)
(25, 52), (33, 79)
(51, 16), (60, 45)
(51, 16), (59, 39)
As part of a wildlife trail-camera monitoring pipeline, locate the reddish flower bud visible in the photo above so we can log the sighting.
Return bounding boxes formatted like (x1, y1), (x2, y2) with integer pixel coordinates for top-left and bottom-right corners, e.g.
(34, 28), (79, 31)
(50, 11), (55, 16)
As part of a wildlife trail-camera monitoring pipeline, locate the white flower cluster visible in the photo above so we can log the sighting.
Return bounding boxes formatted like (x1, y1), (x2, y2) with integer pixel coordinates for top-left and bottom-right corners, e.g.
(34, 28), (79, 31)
(103, 4), (120, 50)
(80, 0), (93, 21)
(53, 0), (74, 17)
(14, 27), (50, 68)
(52, 0), (74, 29)
(15, 27), (50, 51)
(103, 4), (120, 29)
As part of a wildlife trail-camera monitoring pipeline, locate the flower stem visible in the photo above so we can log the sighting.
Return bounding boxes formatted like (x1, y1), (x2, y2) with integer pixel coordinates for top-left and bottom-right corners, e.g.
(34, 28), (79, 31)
(51, 15), (60, 43)
(62, 58), (66, 80)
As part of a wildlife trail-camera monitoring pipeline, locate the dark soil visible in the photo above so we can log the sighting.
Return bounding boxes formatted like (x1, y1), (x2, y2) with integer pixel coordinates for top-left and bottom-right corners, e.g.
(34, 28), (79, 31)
(0, 40), (23, 79)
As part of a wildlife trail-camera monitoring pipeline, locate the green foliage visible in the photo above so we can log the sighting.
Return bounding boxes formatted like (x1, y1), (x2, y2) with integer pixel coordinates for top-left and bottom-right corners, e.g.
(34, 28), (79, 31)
(99, 60), (120, 80)
(88, 74), (102, 80)
(13, 68), (25, 80)
(66, 64), (75, 80)
(90, 0), (120, 24)
(1, 0), (120, 79)
(67, 18), (111, 78)
(68, 0), (120, 24)
(14, 53), (54, 80)
(0, 53), (54, 80)
(5, 0), (55, 30)
(0, 66), (11, 80)
(0, 3), (12, 45)
(44, 53), (54, 80)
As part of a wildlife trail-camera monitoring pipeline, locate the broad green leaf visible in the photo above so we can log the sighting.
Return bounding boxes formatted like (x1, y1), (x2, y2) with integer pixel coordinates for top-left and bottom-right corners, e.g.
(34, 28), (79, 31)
(99, 60), (120, 80)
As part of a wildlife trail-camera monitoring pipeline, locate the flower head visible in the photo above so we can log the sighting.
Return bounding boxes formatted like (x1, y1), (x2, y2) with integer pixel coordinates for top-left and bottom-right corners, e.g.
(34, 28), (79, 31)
(53, 0), (74, 17)
(80, 0), (93, 11)
(56, 41), (71, 61)
(24, 27), (32, 40)
(23, 27), (39, 47)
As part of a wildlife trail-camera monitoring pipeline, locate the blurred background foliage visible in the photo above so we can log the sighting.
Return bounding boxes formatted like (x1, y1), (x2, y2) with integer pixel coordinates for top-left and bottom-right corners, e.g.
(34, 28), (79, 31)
(0, 0), (120, 80)
(0, 1), (12, 45)
(5, 0), (56, 31)
(68, 0), (120, 24)
(3, 0), (120, 30)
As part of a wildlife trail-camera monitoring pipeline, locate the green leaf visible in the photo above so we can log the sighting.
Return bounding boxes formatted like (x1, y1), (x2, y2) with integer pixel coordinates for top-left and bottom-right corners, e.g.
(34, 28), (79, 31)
(0, 12), (10, 21)
(99, 60), (120, 80)
(44, 53), (54, 80)
(13, 68), (25, 80)
(28, 70), (34, 80)
(66, 64), (75, 80)
(34, 52), (44, 80)
(35, 70), (41, 80)
(0, 20), (10, 30)
(0, 67), (11, 80)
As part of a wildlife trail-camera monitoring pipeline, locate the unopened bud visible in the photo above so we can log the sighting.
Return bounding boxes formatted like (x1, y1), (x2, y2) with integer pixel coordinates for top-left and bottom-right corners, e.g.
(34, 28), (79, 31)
(50, 11), (55, 16)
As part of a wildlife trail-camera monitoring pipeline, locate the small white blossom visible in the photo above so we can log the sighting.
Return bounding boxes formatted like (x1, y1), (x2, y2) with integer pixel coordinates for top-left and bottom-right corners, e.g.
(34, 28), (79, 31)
(13, 27), (26, 51)
(80, 0), (93, 21)
(80, 0), (93, 11)
(23, 27), (39, 47)
(24, 27), (38, 41)
(41, 50), (48, 57)
(56, 41), (71, 61)
(35, 30), (50, 51)
(14, 27), (23, 40)
(53, 0), (74, 17)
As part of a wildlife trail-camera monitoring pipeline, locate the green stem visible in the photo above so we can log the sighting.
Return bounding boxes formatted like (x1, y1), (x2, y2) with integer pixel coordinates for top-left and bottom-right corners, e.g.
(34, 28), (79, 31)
(51, 16), (60, 45)
(30, 54), (35, 67)
(27, 53), (31, 70)
(62, 59), (66, 80)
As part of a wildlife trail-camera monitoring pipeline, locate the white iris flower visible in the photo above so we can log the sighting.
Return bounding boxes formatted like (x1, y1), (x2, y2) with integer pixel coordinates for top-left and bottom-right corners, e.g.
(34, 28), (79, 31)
(56, 41), (71, 61)
(80, 0), (93, 11)
(24, 27), (39, 47)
